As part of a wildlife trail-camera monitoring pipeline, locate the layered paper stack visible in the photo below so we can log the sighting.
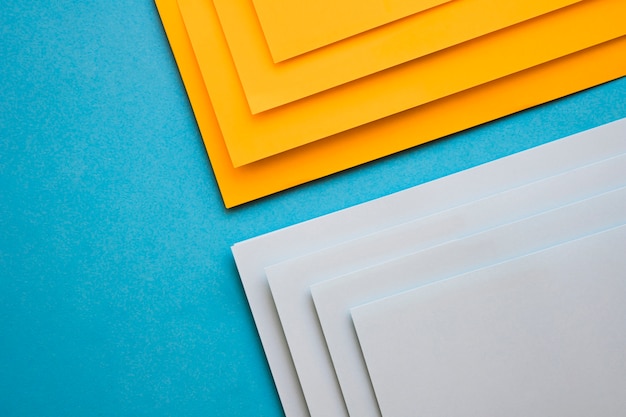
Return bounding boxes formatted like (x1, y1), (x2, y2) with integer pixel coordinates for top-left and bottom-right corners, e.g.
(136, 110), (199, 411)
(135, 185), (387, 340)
(232, 119), (626, 417)
(156, 0), (626, 208)
(154, 1), (626, 415)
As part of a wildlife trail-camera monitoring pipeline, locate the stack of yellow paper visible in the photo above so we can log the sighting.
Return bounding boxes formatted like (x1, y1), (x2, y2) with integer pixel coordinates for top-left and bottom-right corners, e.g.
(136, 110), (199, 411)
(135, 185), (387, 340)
(155, 0), (626, 208)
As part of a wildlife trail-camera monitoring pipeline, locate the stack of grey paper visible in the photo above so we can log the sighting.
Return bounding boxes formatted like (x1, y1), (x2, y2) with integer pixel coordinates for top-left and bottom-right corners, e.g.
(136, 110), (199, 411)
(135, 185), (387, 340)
(232, 118), (626, 417)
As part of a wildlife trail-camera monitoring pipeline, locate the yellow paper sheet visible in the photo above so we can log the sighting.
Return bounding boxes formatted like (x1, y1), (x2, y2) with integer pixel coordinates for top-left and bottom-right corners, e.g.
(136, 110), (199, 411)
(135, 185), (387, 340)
(251, 0), (452, 62)
(156, 0), (626, 209)
(180, 0), (626, 167)
(215, 0), (582, 113)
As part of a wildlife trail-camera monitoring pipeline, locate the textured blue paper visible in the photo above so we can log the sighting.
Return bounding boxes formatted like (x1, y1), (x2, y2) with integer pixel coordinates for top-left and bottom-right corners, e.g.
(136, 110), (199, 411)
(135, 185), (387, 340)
(0, 1), (625, 416)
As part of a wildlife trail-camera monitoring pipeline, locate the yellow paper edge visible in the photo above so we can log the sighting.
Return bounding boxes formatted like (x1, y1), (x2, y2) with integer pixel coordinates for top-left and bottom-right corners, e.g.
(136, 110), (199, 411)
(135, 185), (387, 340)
(155, 0), (626, 209)
(215, 0), (582, 112)
(182, 0), (626, 167)
(251, 0), (452, 62)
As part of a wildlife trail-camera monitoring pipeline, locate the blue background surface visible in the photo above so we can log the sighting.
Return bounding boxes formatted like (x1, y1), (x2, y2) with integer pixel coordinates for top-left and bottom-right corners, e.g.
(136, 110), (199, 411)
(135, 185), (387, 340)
(1, 1), (625, 416)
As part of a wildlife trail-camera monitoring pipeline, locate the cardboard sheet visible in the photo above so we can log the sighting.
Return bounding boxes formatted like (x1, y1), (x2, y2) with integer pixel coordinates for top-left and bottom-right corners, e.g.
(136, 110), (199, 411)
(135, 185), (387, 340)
(179, 0), (626, 166)
(214, 0), (581, 112)
(351, 224), (626, 417)
(310, 184), (626, 417)
(251, 0), (452, 62)
(267, 156), (626, 417)
(155, 0), (626, 208)
(225, 117), (626, 417)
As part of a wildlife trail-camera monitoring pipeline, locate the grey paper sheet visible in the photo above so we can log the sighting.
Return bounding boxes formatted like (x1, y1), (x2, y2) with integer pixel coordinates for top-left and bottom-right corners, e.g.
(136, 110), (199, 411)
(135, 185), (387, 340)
(230, 118), (626, 417)
(311, 185), (626, 417)
(267, 154), (626, 417)
(351, 225), (626, 417)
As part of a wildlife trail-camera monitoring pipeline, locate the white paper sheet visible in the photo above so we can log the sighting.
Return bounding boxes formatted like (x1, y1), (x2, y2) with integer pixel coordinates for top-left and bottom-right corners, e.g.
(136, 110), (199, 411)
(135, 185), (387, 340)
(230, 118), (626, 417)
(267, 153), (626, 417)
(311, 185), (626, 417)
(351, 224), (626, 417)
